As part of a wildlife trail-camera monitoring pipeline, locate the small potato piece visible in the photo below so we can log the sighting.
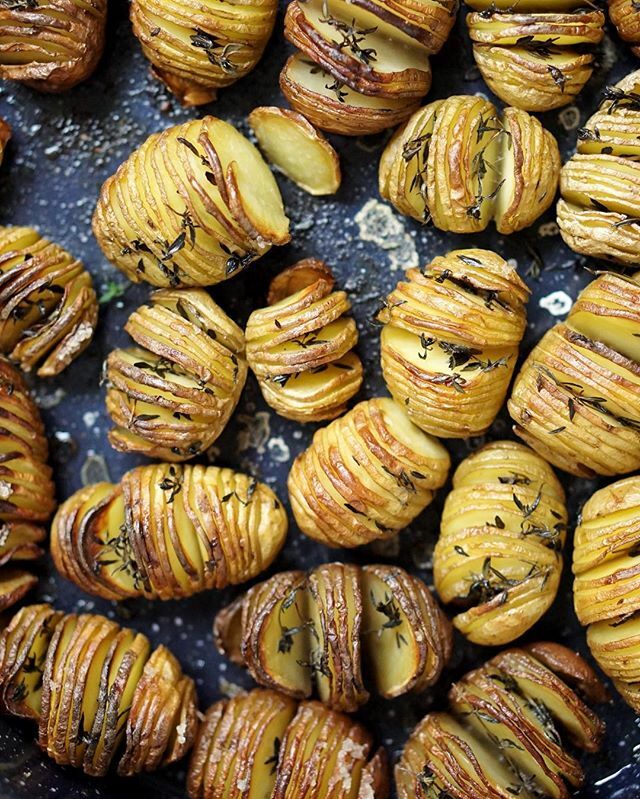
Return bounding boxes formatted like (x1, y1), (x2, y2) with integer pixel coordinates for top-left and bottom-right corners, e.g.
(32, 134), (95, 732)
(51, 464), (288, 601)
(249, 107), (341, 196)
(396, 644), (605, 799)
(508, 272), (640, 477)
(0, 603), (197, 778)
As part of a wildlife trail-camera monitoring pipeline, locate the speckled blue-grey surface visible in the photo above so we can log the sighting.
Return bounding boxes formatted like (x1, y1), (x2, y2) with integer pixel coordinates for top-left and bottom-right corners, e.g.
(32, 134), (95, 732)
(0, 1), (639, 797)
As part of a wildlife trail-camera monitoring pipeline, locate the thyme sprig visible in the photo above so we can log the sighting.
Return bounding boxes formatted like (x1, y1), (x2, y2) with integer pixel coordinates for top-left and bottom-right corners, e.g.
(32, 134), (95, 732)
(319, 0), (378, 64)
(190, 28), (243, 73)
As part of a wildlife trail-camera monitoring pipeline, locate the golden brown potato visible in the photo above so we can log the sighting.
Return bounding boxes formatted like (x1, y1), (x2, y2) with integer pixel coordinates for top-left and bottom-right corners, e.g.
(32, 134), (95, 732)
(378, 249), (529, 438)
(0, 0), (107, 92)
(187, 687), (389, 799)
(51, 463), (287, 601)
(396, 643), (605, 799)
(288, 397), (451, 547)
(508, 271), (640, 477)
(0, 118), (10, 167)
(466, 0), (604, 112)
(248, 107), (342, 196)
(214, 562), (452, 712)
(557, 70), (640, 265)
(0, 603), (197, 777)
(0, 226), (98, 377)
(0, 358), (55, 610)
(380, 96), (560, 234)
(573, 476), (640, 713)
(434, 441), (568, 646)
(130, 0), (277, 106)
(105, 288), (246, 460)
(609, 0), (640, 56)
(245, 259), (362, 422)
(92, 116), (290, 288)
(280, 0), (456, 135)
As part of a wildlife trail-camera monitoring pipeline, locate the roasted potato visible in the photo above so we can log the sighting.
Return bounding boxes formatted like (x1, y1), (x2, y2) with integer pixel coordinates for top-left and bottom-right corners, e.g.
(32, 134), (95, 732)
(214, 562), (452, 712)
(466, 0), (604, 112)
(249, 107), (342, 196)
(0, 118), (10, 167)
(434, 441), (567, 646)
(92, 116), (290, 288)
(245, 259), (362, 422)
(396, 643), (605, 799)
(0, 358), (55, 610)
(280, 0), (457, 135)
(187, 687), (389, 798)
(508, 271), (640, 477)
(609, 0), (640, 57)
(557, 70), (640, 265)
(288, 397), (451, 547)
(105, 288), (246, 460)
(0, 603), (197, 777)
(0, 0), (107, 92)
(574, 476), (640, 713)
(130, 0), (277, 106)
(0, 226), (98, 377)
(51, 463), (287, 601)
(378, 249), (529, 438)
(380, 95), (560, 234)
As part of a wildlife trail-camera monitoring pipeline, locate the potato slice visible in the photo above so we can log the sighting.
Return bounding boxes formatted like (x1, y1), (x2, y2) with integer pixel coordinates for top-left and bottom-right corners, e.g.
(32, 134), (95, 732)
(249, 107), (341, 196)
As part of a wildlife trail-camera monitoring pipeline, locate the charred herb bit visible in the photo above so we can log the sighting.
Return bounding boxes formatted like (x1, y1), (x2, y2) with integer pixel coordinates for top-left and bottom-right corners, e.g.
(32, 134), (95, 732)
(319, 0), (378, 64)
(221, 479), (257, 507)
(278, 623), (310, 654)
(602, 85), (640, 114)
(297, 647), (331, 678)
(417, 334), (436, 360)
(487, 514), (505, 529)
(512, 487), (542, 519)
(177, 136), (210, 167)
(371, 590), (408, 648)
(95, 523), (145, 591)
(1, 0), (39, 9)
(515, 35), (560, 59)
(455, 545), (469, 557)
(526, 697), (561, 745)
(9, 679), (27, 703)
(325, 76), (348, 103)
(520, 520), (565, 551)
(290, 332), (329, 350)
(465, 556), (539, 604)
(428, 372), (467, 393)
(382, 465), (417, 494)
(220, 242), (257, 276)
(489, 671), (519, 693)
(438, 341), (482, 370)
(577, 125), (601, 142)
(190, 28), (243, 73)
(265, 736), (281, 775)
(548, 65), (566, 92)
(133, 356), (180, 380)
(158, 465), (183, 504)
(121, 238), (152, 257)
(166, 204), (200, 247)
(498, 472), (531, 486)
(548, 425), (566, 434)
(457, 253), (483, 267)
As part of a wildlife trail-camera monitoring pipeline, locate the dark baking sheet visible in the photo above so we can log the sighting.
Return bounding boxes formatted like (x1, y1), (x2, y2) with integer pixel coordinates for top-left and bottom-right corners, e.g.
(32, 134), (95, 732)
(0, 1), (639, 796)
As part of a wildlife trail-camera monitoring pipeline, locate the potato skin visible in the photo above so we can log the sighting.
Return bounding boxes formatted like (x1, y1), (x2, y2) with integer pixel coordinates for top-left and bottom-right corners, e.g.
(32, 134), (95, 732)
(92, 116), (290, 288)
(246, 260), (363, 423)
(379, 95), (560, 234)
(573, 476), (640, 713)
(288, 397), (450, 547)
(508, 272), (640, 477)
(214, 562), (452, 712)
(467, 8), (604, 112)
(0, 603), (197, 777)
(0, 226), (98, 377)
(130, 0), (277, 106)
(557, 69), (640, 265)
(0, 358), (55, 610)
(105, 288), (247, 460)
(51, 463), (287, 601)
(187, 688), (389, 799)
(0, 0), (107, 92)
(434, 441), (567, 646)
(609, 0), (640, 57)
(379, 249), (529, 438)
(396, 644), (605, 799)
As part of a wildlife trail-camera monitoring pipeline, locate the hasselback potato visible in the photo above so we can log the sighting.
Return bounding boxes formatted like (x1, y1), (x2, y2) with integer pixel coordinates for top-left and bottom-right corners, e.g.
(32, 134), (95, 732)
(92, 116), (290, 288)
(288, 397), (450, 547)
(104, 288), (246, 460)
(574, 476), (640, 712)
(0, 0), (107, 92)
(0, 226), (98, 377)
(0, 358), (55, 610)
(434, 441), (568, 646)
(465, 0), (604, 112)
(610, 0), (640, 56)
(557, 70), (640, 265)
(130, 0), (277, 107)
(279, 0), (457, 136)
(214, 562), (452, 712)
(245, 259), (362, 422)
(508, 271), (640, 477)
(380, 95), (561, 234)
(396, 642), (606, 799)
(0, 603), (197, 777)
(378, 249), (529, 438)
(51, 463), (287, 601)
(188, 687), (389, 799)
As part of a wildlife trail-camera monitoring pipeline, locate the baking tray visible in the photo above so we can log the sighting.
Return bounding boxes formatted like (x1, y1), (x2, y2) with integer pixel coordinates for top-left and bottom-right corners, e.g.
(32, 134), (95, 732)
(0, 1), (639, 797)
